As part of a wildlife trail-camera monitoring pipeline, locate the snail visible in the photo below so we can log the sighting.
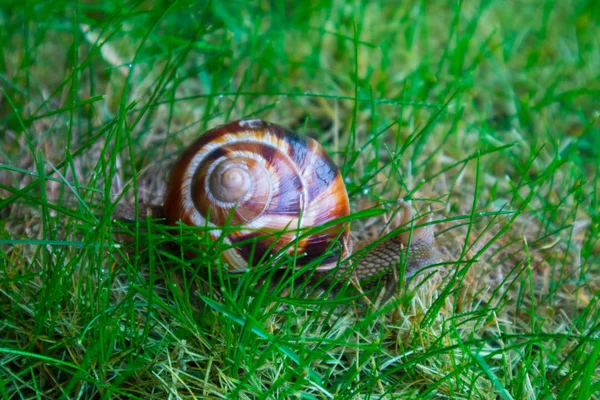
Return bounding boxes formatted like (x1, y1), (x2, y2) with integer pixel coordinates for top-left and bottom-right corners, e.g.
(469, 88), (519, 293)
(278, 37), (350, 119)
(114, 118), (438, 290)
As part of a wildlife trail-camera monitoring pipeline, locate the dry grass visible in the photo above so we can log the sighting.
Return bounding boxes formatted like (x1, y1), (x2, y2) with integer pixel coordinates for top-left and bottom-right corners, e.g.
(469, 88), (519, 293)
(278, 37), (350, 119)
(1, 0), (599, 399)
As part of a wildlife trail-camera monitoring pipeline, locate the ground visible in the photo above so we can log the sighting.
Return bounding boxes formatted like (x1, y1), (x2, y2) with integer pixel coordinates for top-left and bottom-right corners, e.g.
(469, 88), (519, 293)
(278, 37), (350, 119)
(1, 1), (599, 399)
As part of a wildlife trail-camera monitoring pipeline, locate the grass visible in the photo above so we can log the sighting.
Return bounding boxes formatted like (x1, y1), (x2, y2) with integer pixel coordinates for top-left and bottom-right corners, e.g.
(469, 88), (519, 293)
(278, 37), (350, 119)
(1, 0), (599, 398)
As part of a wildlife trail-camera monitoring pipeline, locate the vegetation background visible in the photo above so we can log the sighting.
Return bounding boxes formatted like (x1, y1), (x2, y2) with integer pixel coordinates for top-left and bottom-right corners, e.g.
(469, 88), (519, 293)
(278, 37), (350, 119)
(1, 0), (599, 398)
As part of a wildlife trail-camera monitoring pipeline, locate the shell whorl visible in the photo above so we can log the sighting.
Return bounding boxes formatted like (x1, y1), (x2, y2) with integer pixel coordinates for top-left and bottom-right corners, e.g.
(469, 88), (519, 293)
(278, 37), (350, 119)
(163, 119), (351, 272)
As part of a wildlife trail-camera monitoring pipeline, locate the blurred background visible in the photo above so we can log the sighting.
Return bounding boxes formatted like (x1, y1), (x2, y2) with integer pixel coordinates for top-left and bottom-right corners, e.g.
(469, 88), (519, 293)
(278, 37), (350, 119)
(1, 1), (599, 398)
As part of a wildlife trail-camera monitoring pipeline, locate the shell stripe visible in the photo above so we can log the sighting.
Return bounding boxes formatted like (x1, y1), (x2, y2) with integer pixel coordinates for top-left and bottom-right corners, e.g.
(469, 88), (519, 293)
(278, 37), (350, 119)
(193, 141), (305, 226)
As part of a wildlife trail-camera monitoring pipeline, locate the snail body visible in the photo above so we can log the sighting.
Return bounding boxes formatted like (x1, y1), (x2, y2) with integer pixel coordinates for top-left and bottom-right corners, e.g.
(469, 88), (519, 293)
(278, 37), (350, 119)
(117, 119), (438, 287)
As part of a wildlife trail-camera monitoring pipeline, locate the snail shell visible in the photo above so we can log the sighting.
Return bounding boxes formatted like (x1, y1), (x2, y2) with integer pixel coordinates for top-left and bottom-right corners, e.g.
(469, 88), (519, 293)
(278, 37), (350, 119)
(163, 119), (352, 272)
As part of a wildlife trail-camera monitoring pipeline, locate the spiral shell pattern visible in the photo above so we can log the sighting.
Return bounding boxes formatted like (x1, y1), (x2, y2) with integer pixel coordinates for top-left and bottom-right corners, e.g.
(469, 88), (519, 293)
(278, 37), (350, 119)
(163, 119), (351, 271)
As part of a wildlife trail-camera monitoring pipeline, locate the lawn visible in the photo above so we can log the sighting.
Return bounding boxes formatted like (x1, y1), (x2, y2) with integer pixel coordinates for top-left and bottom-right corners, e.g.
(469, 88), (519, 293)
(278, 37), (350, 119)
(1, 0), (599, 398)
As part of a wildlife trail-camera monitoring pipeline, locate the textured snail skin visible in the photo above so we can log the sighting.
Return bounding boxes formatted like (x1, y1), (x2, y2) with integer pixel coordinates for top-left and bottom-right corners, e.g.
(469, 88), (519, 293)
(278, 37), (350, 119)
(114, 119), (438, 288)
(344, 203), (437, 284)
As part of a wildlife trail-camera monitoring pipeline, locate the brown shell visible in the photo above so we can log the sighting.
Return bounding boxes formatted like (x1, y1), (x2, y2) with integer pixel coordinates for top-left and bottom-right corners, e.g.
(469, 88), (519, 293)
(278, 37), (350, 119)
(163, 118), (351, 271)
